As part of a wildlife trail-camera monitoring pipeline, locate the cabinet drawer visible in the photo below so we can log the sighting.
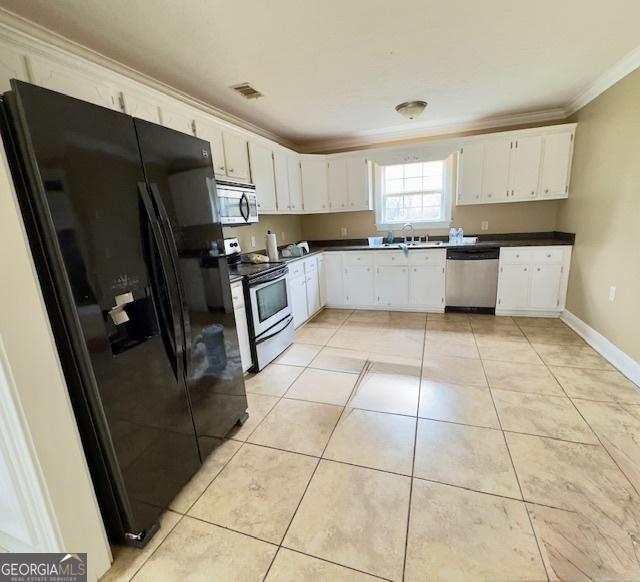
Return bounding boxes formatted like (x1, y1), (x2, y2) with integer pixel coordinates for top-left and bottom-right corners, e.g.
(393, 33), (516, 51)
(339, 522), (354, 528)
(499, 247), (533, 264)
(231, 281), (245, 310)
(409, 250), (446, 266)
(343, 252), (374, 266)
(288, 260), (305, 278)
(373, 251), (409, 266)
(531, 247), (565, 264)
(303, 256), (318, 273)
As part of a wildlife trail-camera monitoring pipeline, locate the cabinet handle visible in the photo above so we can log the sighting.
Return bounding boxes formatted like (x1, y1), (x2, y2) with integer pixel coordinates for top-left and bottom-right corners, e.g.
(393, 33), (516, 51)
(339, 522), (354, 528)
(530, 191), (535, 195)
(516, 254), (520, 258)
(488, 194), (492, 198)
(544, 188), (549, 193)
(537, 267), (541, 271)
(524, 268), (528, 272)
(547, 254), (551, 258)
(218, 166), (225, 171)
(229, 168), (234, 173)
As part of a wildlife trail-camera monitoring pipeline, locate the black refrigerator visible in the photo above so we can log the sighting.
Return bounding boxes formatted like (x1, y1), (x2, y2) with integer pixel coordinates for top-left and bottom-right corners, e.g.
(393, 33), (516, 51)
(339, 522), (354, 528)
(1, 81), (248, 546)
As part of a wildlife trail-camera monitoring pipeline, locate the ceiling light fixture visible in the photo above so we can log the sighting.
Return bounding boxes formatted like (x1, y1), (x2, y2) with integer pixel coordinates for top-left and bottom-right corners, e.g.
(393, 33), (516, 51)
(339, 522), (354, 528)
(395, 100), (428, 120)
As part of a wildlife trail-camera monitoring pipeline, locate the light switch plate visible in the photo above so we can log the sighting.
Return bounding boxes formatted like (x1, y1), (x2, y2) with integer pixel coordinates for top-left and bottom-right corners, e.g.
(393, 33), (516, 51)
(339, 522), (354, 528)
(281, 231), (286, 242)
(341, 227), (348, 237)
(609, 286), (616, 301)
(250, 235), (256, 248)
(481, 221), (489, 231)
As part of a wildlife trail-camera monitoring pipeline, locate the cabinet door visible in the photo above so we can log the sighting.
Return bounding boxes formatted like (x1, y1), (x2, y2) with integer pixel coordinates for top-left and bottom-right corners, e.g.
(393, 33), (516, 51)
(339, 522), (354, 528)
(248, 141), (277, 213)
(290, 276), (309, 328)
(324, 253), (344, 305)
(223, 132), (250, 181)
(273, 150), (291, 212)
(234, 306), (252, 372)
(457, 142), (483, 205)
(482, 139), (511, 203)
(328, 159), (349, 211)
(318, 256), (327, 307)
(344, 265), (375, 306)
(529, 264), (563, 309)
(347, 156), (371, 210)
(287, 155), (303, 212)
(160, 103), (196, 134)
(305, 269), (321, 316)
(195, 118), (226, 176)
(497, 264), (530, 309)
(540, 132), (573, 199)
(301, 157), (329, 212)
(376, 265), (409, 307)
(0, 41), (29, 92)
(509, 135), (542, 200)
(410, 265), (445, 308)
(29, 55), (117, 110)
(120, 89), (161, 124)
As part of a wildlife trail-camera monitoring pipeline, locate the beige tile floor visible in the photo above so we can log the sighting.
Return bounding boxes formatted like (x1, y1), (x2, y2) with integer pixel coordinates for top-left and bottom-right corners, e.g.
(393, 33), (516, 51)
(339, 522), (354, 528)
(104, 309), (640, 581)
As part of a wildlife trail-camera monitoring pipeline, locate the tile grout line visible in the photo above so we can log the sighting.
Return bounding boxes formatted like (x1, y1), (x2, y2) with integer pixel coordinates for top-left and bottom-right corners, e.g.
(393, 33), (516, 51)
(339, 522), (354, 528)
(262, 308), (380, 581)
(472, 319), (551, 582)
(400, 311), (429, 581)
(514, 318), (640, 500)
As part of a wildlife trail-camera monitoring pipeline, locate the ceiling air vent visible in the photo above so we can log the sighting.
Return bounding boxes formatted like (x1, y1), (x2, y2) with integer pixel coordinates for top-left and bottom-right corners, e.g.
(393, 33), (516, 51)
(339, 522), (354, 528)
(230, 83), (263, 99)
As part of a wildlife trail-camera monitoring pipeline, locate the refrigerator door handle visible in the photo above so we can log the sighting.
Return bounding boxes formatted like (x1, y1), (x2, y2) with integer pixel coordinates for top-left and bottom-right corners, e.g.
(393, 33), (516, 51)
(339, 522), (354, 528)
(138, 182), (183, 380)
(148, 183), (192, 373)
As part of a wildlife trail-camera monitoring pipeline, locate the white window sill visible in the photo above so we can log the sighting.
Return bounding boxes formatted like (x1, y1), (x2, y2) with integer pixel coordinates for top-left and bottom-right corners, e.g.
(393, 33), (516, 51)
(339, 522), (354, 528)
(375, 220), (452, 231)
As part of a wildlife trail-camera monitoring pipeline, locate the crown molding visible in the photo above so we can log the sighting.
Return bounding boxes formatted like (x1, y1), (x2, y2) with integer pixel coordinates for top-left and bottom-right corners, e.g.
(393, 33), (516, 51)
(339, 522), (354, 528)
(0, 7), (296, 149)
(294, 107), (568, 153)
(565, 44), (640, 117)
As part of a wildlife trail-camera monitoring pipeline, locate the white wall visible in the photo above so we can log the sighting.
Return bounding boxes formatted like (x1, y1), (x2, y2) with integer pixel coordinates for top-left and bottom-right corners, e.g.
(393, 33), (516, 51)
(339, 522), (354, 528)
(0, 136), (111, 579)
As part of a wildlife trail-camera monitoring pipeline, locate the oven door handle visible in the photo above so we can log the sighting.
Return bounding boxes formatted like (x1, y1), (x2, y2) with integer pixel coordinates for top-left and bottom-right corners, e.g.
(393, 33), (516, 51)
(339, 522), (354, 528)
(255, 316), (294, 345)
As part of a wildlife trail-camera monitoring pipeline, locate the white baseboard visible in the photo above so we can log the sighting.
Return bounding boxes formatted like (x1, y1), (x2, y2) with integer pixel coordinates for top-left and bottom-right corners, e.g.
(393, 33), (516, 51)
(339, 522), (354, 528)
(495, 308), (562, 317)
(561, 310), (640, 385)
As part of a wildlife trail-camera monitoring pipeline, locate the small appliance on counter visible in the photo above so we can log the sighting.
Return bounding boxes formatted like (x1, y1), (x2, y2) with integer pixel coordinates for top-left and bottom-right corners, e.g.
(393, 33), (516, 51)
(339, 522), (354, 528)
(224, 237), (293, 371)
(281, 241), (310, 257)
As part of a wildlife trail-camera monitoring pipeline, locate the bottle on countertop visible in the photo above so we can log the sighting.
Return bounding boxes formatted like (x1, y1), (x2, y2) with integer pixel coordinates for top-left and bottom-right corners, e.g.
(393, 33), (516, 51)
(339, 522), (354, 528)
(449, 227), (457, 244)
(456, 227), (464, 244)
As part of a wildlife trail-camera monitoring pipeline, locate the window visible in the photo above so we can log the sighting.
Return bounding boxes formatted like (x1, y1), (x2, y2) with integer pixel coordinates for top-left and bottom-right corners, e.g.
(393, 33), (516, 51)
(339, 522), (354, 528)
(375, 158), (452, 229)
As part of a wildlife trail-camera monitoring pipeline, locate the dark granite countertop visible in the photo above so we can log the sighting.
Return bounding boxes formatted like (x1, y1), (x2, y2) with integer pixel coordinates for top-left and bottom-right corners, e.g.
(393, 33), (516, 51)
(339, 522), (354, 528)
(275, 231), (574, 262)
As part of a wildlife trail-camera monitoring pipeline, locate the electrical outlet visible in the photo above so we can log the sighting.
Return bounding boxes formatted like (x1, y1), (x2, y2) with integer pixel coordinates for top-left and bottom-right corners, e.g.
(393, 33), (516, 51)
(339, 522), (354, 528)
(341, 227), (348, 237)
(609, 286), (616, 302)
(250, 235), (256, 248)
(481, 221), (489, 231)
(281, 231), (286, 242)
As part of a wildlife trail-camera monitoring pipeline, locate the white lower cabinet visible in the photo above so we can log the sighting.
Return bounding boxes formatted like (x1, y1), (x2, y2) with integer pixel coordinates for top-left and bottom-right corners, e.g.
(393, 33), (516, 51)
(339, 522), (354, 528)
(231, 282), (252, 373)
(324, 253), (344, 305)
(410, 265), (446, 309)
(376, 266), (409, 306)
(497, 246), (571, 315)
(318, 255), (327, 308)
(345, 265), (375, 306)
(290, 274), (308, 328)
(289, 256), (322, 328)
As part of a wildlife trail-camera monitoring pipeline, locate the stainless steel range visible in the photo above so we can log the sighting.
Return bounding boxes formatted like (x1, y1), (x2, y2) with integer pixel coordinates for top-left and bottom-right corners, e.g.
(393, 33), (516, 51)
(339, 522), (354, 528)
(225, 238), (293, 371)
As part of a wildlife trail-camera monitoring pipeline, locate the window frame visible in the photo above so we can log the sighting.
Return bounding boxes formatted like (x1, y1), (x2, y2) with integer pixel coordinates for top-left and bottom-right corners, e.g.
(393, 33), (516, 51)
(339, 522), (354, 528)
(374, 156), (453, 231)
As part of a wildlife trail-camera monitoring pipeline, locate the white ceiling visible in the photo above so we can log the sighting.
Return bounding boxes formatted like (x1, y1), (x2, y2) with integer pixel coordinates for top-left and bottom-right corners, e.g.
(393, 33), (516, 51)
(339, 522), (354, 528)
(1, 0), (639, 149)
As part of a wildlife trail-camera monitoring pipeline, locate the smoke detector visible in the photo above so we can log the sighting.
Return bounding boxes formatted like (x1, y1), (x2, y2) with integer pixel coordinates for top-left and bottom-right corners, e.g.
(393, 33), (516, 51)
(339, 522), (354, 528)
(231, 83), (264, 100)
(395, 101), (428, 120)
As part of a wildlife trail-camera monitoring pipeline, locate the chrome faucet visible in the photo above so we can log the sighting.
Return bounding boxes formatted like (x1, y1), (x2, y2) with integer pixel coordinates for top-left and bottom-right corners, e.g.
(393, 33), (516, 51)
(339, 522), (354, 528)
(401, 223), (415, 243)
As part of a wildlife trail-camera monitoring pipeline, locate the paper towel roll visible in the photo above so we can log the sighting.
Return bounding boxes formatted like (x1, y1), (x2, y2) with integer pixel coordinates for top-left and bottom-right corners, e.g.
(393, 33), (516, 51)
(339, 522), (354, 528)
(266, 230), (279, 261)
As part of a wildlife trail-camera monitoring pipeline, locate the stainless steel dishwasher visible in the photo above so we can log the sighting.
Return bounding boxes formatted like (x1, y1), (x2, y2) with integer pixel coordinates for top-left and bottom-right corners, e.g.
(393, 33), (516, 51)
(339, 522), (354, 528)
(445, 247), (499, 313)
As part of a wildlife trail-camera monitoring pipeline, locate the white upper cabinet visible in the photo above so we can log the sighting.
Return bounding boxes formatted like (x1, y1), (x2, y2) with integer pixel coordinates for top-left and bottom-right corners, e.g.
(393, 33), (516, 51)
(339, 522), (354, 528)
(509, 135), (542, 200)
(346, 156), (372, 210)
(29, 54), (118, 110)
(301, 156), (329, 212)
(287, 154), (303, 212)
(248, 140), (277, 213)
(273, 149), (291, 212)
(457, 142), (484, 205)
(482, 139), (511, 203)
(160, 103), (195, 135)
(194, 118), (226, 176)
(120, 88), (161, 124)
(0, 41), (30, 92)
(457, 124), (575, 206)
(540, 130), (574, 198)
(222, 132), (250, 181)
(328, 158), (349, 211)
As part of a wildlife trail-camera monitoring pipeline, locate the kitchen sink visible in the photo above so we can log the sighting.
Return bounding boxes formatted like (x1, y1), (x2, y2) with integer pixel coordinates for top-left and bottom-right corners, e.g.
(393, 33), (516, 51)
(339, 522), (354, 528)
(382, 241), (444, 248)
